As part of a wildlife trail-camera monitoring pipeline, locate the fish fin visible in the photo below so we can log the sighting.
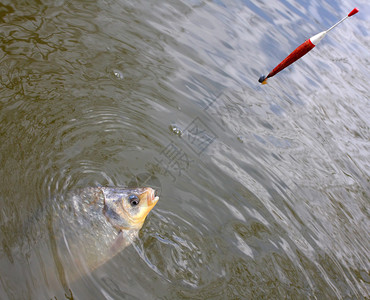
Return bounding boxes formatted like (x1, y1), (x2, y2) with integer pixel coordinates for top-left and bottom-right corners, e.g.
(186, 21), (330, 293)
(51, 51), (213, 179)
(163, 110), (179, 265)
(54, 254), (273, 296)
(108, 231), (132, 257)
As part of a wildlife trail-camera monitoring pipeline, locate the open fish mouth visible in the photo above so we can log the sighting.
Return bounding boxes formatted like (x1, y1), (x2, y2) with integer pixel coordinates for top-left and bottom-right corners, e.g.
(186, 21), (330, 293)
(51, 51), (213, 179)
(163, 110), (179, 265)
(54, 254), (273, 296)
(147, 188), (159, 207)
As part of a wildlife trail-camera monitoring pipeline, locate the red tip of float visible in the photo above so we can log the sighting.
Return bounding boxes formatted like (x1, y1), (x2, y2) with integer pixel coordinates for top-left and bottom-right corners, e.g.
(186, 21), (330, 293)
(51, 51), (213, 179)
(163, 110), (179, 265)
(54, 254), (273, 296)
(348, 8), (359, 17)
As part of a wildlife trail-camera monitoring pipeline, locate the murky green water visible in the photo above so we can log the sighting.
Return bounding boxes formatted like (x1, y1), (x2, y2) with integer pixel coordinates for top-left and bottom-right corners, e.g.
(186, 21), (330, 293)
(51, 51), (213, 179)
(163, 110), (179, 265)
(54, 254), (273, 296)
(1, 0), (369, 299)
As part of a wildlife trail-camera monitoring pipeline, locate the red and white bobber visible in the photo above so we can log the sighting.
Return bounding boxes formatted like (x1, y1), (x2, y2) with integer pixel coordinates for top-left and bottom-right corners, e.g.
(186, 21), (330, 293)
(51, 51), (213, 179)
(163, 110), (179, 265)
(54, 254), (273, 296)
(259, 7), (359, 84)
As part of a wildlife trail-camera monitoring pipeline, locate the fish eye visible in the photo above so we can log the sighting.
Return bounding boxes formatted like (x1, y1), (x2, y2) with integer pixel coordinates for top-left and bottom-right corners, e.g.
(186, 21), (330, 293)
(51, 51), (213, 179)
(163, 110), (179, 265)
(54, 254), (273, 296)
(128, 194), (140, 207)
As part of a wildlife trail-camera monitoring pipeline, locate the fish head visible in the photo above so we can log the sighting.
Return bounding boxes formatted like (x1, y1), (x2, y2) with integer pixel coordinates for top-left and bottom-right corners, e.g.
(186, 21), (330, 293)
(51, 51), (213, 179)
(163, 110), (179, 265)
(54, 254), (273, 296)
(101, 187), (159, 231)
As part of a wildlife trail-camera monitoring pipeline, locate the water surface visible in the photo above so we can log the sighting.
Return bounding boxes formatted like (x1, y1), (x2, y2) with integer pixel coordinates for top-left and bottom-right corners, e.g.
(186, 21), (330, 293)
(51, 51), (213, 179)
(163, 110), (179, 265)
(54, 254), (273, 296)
(0, 0), (369, 299)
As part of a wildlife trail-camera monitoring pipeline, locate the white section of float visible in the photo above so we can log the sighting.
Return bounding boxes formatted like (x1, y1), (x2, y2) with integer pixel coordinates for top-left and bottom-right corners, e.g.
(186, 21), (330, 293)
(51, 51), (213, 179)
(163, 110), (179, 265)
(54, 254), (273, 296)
(309, 31), (327, 45)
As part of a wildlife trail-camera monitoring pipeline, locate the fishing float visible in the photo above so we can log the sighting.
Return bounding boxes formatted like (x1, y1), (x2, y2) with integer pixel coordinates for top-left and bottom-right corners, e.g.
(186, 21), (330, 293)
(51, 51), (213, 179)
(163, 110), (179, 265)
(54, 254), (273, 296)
(258, 7), (359, 84)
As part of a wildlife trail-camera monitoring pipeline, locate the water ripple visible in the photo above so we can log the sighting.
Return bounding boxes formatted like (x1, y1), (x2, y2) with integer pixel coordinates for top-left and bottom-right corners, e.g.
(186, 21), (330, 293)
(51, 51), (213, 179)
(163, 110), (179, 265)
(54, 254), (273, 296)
(1, 0), (369, 298)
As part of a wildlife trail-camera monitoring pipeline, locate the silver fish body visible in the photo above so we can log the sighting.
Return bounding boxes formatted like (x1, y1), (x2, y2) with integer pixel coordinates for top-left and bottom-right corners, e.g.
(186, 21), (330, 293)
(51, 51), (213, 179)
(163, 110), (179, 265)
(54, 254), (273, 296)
(50, 187), (158, 283)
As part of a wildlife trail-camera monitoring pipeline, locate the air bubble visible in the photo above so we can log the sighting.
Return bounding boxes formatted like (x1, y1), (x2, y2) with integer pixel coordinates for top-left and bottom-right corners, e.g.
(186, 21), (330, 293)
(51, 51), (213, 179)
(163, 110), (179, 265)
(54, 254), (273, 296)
(113, 69), (124, 80)
(169, 124), (182, 137)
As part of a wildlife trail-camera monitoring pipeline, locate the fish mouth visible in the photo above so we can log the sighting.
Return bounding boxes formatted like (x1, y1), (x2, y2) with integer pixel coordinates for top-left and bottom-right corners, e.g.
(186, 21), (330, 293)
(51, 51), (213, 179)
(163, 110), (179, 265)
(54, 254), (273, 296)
(147, 188), (159, 207)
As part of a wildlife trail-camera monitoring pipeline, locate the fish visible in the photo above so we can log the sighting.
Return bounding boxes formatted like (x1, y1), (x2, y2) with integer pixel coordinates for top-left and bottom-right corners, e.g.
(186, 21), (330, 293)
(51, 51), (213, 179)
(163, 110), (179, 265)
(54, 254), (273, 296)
(49, 186), (159, 286)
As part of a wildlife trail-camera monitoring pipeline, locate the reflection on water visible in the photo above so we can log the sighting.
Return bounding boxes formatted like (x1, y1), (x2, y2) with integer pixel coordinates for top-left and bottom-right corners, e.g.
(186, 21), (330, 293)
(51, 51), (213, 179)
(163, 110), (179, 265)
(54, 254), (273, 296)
(0, 0), (369, 299)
